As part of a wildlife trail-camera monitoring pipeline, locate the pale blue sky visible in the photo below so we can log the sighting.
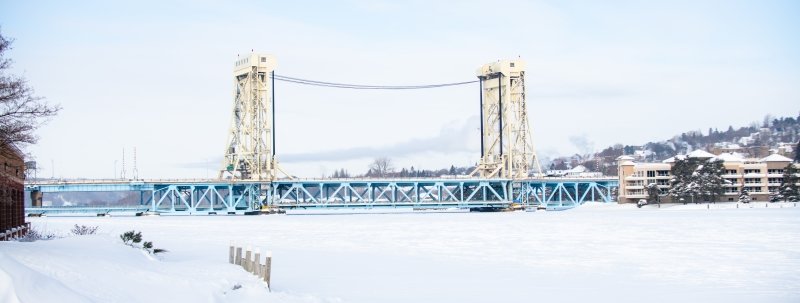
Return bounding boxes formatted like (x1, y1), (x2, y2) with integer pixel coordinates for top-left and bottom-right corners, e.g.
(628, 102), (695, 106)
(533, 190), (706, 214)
(1, 0), (798, 178)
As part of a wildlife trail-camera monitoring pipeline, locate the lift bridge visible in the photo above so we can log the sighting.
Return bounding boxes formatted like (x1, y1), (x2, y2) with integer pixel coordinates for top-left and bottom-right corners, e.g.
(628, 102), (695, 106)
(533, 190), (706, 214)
(25, 54), (618, 215)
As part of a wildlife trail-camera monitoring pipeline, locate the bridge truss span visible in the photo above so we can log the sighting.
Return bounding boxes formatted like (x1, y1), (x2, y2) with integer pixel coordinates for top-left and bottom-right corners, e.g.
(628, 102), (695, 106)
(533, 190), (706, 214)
(269, 178), (512, 209)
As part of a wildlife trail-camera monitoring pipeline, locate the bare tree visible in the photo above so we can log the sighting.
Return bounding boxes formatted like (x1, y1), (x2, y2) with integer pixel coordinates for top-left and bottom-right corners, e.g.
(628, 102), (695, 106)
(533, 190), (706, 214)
(368, 157), (394, 178)
(0, 30), (61, 146)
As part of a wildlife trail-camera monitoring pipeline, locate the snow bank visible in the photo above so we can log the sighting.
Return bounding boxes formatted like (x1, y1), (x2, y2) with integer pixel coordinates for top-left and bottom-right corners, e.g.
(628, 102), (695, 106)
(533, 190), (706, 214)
(0, 234), (328, 303)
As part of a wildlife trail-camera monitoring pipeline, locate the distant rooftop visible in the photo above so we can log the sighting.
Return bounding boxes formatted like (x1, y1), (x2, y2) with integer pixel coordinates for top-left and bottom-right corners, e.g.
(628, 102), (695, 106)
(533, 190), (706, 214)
(760, 153), (793, 162)
(687, 149), (715, 158)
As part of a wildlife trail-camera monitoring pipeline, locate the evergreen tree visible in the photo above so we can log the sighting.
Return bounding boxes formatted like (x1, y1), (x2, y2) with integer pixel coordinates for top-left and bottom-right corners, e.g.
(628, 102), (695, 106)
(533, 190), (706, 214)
(738, 189), (751, 204)
(646, 182), (660, 204)
(697, 159), (726, 202)
(769, 190), (782, 202)
(780, 163), (799, 202)
(449, 165), (456, 175)
(668, 157), (701, 203)
(795, 141), (800, 163)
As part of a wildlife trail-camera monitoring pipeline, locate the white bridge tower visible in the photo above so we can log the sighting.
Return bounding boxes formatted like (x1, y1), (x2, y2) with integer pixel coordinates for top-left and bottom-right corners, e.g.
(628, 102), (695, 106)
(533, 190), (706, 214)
(220, 53), (286, 180)
(472, 59), (542, 179)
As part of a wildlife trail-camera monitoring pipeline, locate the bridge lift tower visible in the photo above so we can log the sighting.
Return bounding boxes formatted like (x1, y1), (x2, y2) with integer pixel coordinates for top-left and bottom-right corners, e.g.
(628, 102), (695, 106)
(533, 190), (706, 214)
(472, 59), (543, 179)
(220, 53), (287, 180)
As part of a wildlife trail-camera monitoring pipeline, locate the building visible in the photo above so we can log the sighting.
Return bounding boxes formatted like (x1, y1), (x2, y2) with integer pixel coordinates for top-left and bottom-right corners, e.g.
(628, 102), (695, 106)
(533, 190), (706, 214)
(0, 143), (28, 240)
(617, 150), (798, 203)
(546, 165), (603, 178)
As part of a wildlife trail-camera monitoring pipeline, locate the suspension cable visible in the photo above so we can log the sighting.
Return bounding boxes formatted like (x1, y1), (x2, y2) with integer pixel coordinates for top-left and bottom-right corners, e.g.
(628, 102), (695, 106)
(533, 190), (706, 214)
(272, 73), (478, 90)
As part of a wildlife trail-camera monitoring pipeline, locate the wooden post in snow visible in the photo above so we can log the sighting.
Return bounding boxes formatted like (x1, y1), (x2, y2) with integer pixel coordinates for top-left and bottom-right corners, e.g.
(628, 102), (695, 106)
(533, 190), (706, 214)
(264, 251), (272, 290)
(244, 247), (252, 271)
(229, 242), (235, 264)
(254, 249), (261, 276)
(235, 246), (242, 265)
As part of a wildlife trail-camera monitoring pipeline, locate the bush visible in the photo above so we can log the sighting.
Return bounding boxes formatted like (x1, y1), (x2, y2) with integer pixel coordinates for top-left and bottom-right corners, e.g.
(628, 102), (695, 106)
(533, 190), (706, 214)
(120, 231), (142, 246)
(119, 230), (166, 255)
(17, 227), (59, 242)
(71, 225), (98, 235)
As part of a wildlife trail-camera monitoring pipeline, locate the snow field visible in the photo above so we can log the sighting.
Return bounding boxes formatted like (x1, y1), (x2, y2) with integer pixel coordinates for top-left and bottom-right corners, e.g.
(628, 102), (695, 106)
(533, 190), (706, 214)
(2, 203), (799, 303)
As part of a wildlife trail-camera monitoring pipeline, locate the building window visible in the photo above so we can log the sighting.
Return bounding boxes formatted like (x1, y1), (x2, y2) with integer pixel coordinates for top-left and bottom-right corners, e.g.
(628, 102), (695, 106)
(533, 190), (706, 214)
(744, 186), (761, 192)
(647, 171), (656, 177)
(768, 169), (784, 174)
(657, 170), (670, 177)
(744, 169), (761, 174)
(725, 169), (738, 175)
(744, 178), (761, 184)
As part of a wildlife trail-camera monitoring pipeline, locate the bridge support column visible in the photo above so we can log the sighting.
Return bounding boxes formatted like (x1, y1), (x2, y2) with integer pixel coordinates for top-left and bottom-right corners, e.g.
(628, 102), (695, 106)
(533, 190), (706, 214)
(30, 190), (42, 207)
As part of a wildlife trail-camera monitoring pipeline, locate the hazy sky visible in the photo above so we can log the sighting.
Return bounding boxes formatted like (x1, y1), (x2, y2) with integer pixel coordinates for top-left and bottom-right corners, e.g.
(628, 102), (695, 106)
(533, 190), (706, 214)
(1, 0), (798, 179)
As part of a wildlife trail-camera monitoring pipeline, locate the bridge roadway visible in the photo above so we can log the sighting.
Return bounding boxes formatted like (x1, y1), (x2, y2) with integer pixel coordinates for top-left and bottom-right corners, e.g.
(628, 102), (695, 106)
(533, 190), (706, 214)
(24, 177), (618, 215)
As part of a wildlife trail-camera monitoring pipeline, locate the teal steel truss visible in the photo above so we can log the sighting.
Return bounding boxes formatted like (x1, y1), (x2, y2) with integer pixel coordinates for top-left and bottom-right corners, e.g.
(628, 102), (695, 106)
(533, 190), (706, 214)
(516, 179), (619, 209)
(269, 179), (512, 209)
(24, 178), (618, 215)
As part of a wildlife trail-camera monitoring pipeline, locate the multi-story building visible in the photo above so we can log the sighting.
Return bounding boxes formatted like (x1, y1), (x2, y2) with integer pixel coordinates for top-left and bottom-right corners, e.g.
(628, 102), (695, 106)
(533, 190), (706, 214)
(617, 150), (797, 203)
(0, 143), (28, 240)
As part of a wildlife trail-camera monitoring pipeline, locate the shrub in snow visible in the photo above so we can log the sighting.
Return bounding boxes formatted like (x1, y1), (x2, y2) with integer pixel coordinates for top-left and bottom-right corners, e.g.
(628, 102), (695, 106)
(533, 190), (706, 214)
(71, 224), (98, 235)
(120, 231), (142, 246)
(637, 199), (648, 208)
(18, 227), (59, 242)
(120, 230), (167, 254)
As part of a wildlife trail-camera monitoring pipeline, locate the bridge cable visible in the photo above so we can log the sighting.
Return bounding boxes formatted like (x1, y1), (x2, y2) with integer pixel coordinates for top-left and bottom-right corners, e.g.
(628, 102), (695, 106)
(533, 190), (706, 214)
(272, 73), (478, 90)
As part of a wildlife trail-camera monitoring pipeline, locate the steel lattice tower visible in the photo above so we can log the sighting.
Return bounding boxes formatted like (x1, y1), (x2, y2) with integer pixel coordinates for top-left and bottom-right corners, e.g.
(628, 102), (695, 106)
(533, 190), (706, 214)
(472, 59), (542, 179)
(220, 53), (283, 180)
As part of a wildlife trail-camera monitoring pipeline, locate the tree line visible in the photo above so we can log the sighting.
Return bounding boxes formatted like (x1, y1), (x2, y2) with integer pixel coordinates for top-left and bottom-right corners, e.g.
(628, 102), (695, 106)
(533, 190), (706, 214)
(326, 157), (474, 179)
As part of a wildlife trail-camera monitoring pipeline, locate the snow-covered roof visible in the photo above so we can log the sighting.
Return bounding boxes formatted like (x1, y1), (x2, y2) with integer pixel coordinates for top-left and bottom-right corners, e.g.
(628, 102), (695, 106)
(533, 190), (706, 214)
(568, 165), (587, 173)
(760, 153), (793, 162)
(687, 149), (715, 159)
(713, 152), (744, 162)
(620, 160), (635, 166)
(662, 155), (686, 163)
(616, 155), (634, 161)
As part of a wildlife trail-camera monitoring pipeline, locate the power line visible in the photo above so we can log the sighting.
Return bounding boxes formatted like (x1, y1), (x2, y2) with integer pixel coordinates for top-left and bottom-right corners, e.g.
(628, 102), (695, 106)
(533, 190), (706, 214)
(272, 73), (477, 90)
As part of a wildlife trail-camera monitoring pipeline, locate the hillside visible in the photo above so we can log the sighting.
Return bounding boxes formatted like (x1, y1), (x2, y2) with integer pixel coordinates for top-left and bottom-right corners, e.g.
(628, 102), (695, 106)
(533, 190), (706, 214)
(548, 113), (800, 176)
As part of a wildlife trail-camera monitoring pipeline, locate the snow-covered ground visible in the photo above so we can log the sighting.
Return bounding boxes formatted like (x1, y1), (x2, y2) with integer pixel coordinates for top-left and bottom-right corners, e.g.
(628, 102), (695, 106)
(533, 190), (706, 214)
(2, 202), (799, 303)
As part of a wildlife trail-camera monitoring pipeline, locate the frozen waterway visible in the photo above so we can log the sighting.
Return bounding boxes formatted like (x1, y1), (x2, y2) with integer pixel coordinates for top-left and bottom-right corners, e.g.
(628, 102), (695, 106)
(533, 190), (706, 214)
(3, 203), (799, 302)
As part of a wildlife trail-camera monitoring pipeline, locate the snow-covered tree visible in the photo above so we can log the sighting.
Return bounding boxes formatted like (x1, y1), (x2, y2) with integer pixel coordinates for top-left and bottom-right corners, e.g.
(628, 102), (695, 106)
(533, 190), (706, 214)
(780, 163), (799, 202)
(669, 157), (725, 203)
(739, 190), (751, 204)
(795, 140), (800, 163)
(768, 190), (782, 203)
(696, 159), (726, 202)
(669, 158), (699, 203)
(646, 182), (660, 204)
